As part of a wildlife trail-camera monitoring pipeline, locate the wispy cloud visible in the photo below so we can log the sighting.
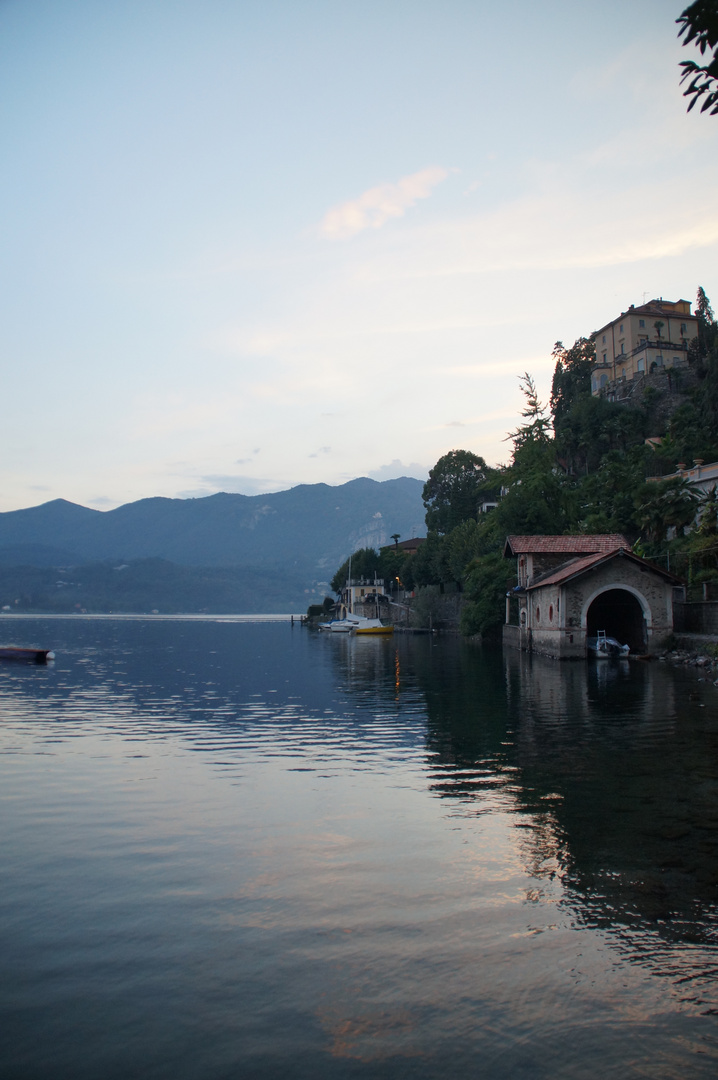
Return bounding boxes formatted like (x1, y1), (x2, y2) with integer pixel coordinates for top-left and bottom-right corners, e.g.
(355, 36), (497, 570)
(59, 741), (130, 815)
(320, 167), (450, 240)
(348, 174), (718, 285)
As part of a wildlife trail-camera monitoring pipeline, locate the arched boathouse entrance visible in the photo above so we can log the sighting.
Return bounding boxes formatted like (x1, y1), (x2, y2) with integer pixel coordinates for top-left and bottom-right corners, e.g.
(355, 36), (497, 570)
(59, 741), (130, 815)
(586, 588), (647, 653)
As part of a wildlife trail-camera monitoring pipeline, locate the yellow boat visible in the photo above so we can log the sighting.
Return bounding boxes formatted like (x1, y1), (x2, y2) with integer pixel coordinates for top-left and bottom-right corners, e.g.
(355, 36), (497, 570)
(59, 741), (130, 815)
(353, 624), (394, 635)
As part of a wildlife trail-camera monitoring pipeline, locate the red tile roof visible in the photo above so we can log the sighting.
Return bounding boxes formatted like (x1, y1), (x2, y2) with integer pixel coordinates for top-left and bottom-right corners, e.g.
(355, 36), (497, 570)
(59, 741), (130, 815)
(396, 537), (425, 552)
(527, 550), (611, 587)
(505, 534), (630, 556)
(526, 547), (682, 589)
(592, 300), (695, 337)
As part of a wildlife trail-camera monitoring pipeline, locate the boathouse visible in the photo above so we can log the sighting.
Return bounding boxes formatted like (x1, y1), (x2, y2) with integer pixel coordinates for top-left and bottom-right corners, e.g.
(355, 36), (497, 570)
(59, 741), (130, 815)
(503, 535), (681, 659)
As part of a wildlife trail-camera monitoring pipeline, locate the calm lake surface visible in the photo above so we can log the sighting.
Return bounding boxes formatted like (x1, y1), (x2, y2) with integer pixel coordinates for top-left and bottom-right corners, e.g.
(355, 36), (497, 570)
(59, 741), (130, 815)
(1, 618), (718, 1079)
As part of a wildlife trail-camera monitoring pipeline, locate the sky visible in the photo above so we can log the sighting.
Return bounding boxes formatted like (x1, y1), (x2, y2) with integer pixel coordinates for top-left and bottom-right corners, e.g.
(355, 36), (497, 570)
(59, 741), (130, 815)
(1, 0), (717, 512)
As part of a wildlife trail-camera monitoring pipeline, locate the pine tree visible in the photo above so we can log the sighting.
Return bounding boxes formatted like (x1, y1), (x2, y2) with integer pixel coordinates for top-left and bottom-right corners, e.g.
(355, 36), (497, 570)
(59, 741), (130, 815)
(696, 285), (715, 325)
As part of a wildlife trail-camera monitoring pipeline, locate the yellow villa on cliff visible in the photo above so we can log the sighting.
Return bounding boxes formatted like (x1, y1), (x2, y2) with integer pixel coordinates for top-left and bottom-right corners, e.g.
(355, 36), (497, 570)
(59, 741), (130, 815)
(591, 298), (698, 394)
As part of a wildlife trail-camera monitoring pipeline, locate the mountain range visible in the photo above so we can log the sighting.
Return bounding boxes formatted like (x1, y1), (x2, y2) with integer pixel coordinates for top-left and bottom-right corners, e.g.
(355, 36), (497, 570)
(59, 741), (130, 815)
(0, 477), (426, 613)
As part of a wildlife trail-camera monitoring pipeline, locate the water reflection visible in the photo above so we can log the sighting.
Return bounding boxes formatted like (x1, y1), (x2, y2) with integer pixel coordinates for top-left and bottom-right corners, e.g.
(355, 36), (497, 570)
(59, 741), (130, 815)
(398, 638), (718, 1012)
(2, 620), (718, 1077)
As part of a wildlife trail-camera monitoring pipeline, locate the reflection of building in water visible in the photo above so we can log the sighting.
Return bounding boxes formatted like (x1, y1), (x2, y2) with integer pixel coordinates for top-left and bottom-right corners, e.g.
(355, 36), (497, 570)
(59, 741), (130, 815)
(328, 634), (717, 957)
(503, 649), (676, 728)
(503, 535), (680, 658)
(321, 631), (412, 711)
(420, 643), (718, 953)
(501, 653), (718, 948)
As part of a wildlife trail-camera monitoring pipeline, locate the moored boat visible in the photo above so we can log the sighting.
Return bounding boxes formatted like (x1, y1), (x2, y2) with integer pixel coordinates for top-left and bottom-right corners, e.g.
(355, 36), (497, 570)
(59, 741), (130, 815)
(0, 646), (55, 663)
(587, 631), (630, 658)
(318, 614), (393, 635)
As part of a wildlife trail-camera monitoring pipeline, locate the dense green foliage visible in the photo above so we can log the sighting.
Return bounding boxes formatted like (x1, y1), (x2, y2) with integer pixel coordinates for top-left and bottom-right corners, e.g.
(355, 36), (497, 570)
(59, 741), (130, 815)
(422, 450), (495, 534)
(330, 545), (417, 595)
(329, 287), (718, 634)
(678, 1), (718, 115)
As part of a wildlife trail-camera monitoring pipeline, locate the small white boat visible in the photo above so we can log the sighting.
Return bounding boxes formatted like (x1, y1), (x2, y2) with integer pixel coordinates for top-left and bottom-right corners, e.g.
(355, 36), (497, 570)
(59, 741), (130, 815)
(319, 614), (392, 635)
(587, 630), (630, 657)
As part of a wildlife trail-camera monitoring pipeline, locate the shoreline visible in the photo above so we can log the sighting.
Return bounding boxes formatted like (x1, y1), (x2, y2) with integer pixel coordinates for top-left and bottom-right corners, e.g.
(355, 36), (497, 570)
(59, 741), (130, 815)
(661, 634), (718, 683)
(0, 612), (305, 622)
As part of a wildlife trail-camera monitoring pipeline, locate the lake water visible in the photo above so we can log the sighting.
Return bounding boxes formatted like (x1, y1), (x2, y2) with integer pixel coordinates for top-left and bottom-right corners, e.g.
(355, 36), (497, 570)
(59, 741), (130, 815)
(1, 617), (718, 1079)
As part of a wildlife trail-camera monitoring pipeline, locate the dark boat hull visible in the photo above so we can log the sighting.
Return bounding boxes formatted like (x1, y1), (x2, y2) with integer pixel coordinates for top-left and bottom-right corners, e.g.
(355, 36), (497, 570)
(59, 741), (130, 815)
(0, 647), (54, 664)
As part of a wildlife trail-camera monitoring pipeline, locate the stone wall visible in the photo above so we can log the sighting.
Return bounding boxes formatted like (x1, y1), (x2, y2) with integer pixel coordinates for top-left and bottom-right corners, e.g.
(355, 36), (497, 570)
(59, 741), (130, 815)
(388, 589), (464, 631)
(674, 602), (718, 635)
(508, 553), (674, 659)
(603, 363), (700, 434)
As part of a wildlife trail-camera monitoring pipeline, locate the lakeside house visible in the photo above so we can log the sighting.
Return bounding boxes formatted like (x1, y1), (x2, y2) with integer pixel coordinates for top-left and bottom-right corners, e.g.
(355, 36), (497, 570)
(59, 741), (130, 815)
(591, 298), (698, 395)
(394, 537), (426, 555)
(503, 534), (680, 659)
(338, 576), (388, 619)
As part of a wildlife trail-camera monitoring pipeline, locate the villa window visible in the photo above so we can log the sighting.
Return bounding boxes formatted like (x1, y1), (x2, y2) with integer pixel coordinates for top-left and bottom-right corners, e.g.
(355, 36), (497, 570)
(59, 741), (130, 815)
(619, 323), (624, 332)
(536, 606), (540, 623)
(680, 323), (686, 333)
(602, 334), (606, 344)
(639, 319), (645, 328)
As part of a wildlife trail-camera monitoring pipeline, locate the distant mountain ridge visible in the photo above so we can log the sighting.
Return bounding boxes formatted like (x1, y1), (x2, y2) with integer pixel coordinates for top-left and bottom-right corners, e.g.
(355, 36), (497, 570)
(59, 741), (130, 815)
(0, 478), (427, 600)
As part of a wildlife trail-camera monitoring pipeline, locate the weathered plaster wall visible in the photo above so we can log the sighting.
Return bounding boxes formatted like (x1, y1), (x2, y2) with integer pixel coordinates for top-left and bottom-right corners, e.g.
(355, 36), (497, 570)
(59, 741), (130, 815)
(511, 554), (674, 659)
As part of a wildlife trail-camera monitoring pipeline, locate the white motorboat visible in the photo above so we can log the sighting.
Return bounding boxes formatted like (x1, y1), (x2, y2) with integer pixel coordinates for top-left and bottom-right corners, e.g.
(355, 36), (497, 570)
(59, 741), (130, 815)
(319, 614), (391, 634)
(587, 630), (630, 657)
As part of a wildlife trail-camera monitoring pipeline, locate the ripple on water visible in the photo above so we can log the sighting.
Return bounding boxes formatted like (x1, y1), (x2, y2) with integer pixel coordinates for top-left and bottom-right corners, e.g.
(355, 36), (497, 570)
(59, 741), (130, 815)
(1, 621), (718, 1078)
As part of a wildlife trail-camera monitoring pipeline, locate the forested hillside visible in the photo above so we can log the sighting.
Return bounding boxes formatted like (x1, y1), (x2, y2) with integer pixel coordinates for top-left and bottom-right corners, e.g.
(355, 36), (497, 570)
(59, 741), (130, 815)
(335, 288), (718, 636)
(0, 477), (425, 614)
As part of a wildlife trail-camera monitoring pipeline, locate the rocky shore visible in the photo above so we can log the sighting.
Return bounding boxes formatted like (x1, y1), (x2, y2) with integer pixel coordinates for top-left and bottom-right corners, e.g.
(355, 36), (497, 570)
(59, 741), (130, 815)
(660, 634), (718, 684)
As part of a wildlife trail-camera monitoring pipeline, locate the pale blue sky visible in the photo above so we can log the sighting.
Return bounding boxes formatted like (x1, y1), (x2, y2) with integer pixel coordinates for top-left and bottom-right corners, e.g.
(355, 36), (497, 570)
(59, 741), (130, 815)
(1, 0), (716, 510)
